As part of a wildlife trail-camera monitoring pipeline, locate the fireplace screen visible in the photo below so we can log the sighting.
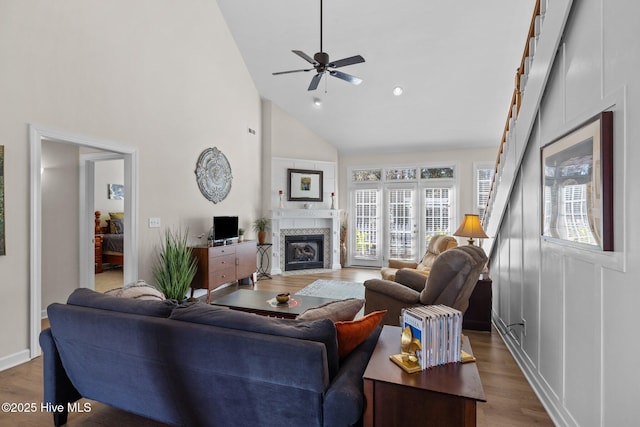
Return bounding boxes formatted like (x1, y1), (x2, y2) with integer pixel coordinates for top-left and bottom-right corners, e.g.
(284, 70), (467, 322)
(284, 234), (324, 271)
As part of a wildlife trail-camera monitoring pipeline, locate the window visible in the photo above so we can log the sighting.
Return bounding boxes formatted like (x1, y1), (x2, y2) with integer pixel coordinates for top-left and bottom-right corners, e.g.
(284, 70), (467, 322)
(353, 189), (379, 259)
(424, 187), (452, 238)
(388, 188), (416, 259)
(352, 169), (382, 182)
(349, 164), (457, 267)
(475, 164), (494, 221)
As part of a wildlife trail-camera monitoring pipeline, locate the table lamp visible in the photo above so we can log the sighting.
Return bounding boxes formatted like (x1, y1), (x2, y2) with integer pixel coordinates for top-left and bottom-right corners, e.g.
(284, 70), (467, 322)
(453, 214), (488, 245)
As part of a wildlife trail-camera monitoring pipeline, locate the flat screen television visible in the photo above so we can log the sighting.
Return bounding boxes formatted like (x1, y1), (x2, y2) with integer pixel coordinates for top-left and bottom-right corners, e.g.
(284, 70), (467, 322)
(213, 216), (239, 242)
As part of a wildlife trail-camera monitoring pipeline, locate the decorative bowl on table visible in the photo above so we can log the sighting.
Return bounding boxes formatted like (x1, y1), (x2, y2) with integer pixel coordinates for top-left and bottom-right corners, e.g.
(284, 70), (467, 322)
(275, 293), (290, 304)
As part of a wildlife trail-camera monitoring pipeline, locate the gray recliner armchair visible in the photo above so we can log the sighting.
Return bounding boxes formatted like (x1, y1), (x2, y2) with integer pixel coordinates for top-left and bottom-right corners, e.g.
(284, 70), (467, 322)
(364, 245), (488, 326)
(380, 235), (458, 281)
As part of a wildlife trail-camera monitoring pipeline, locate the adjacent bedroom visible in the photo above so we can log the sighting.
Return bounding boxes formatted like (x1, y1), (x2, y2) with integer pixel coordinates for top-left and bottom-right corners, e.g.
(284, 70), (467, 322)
(93, 158), (125, 292)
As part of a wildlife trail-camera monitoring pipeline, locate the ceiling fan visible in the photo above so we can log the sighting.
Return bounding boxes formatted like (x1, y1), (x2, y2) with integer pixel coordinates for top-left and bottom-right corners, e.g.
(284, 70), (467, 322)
(272, 0), (365, 91)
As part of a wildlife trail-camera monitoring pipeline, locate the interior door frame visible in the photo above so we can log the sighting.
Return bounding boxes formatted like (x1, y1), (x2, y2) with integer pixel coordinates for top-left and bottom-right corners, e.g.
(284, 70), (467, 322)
(29, 124), (138, 358)
(79, 152), (126, 291)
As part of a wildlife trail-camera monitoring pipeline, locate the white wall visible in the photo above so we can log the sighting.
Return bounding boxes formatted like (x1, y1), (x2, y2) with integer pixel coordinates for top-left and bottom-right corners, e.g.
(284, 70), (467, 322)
(0, 0), (262, 368)
(261, 100), (338, 215)
(268, 101), (338, 162)
(491, 0), (640, 425)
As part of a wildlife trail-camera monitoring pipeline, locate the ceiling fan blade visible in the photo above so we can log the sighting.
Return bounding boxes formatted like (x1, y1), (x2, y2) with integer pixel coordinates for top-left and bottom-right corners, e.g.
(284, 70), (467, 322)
(272, 68), (314, 75)
(308, 72), (324, 91)
(292, 50), (317, 65)
(329, 70), (363, 85)
(329, 55), (365, 68)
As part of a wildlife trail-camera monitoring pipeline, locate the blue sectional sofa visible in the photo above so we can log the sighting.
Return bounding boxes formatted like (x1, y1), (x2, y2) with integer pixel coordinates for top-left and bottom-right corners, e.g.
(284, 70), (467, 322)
(39, 288), (381, 426)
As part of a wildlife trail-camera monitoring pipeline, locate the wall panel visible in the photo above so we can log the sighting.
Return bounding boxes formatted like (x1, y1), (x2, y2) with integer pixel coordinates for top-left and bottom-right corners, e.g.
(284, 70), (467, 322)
(497, 210), (510, 324)
(538, 245), (564, 400)
(564, 258), (601, 426)
(520, 121), (541, 364)
(508, 173), (523, 337)
(563, 0), (602, 119)
(490, 0), (640, 424)
(539, 45), (566, 143)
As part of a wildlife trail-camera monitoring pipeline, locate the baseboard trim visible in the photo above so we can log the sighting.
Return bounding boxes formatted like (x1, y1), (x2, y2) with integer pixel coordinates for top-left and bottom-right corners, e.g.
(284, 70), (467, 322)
(0, 349), (31, 372)
(493, 316), (570, 427)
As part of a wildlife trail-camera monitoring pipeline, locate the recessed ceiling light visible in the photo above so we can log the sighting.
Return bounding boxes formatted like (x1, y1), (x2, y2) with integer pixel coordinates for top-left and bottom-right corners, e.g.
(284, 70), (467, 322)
(393, 86), (404, 96)
(313, 98), (322, 107)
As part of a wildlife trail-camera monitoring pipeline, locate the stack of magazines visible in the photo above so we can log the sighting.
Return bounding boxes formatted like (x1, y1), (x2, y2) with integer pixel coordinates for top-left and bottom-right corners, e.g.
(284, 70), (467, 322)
(401, 305), (463, 370)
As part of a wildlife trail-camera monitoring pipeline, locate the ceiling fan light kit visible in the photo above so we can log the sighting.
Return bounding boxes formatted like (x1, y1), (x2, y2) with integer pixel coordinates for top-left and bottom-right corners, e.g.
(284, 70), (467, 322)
(272, 0), (365, 91)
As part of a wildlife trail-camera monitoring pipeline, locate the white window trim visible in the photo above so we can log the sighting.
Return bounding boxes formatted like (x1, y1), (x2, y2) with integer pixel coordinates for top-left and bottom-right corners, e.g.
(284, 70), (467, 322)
(474, 162), (495, 220)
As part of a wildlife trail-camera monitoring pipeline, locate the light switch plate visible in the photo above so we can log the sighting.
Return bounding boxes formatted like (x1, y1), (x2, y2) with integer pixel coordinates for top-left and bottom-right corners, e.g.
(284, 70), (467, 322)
(148, 217), (161, 228)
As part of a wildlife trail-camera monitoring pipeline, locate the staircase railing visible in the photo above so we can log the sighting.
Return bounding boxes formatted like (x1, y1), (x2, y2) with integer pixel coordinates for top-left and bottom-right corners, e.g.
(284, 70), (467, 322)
(482, 0), (543, 226)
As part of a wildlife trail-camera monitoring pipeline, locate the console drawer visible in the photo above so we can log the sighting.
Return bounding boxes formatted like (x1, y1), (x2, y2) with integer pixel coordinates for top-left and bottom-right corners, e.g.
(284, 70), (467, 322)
(210, 264), (236, 287)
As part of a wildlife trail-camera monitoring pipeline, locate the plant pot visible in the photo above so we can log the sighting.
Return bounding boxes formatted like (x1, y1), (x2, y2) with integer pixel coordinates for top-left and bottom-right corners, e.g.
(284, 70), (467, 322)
(258, 231), (267, 245)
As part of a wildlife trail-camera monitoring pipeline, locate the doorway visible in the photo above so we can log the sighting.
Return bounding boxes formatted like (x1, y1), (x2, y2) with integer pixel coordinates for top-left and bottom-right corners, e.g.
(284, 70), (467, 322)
(82, 153), (126, 292)
(29, 125), (138, 358)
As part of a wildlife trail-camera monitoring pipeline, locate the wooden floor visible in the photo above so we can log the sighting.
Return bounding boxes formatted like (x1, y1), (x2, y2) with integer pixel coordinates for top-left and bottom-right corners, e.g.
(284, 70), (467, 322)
(0, 268), (553, 426)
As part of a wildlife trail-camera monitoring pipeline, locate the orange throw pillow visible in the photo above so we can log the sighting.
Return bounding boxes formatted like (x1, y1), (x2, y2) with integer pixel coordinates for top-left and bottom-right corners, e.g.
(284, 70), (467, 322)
(335, 310), (386, 359)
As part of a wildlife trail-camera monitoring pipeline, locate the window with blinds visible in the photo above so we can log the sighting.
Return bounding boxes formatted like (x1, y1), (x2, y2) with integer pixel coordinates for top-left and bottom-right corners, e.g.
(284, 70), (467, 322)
(476, 167), (494, 220)
(424, 187), (451, 238)
(349, 165), (456, 266)
(354, 189), (379, 259)
(388, 188), (415, 259)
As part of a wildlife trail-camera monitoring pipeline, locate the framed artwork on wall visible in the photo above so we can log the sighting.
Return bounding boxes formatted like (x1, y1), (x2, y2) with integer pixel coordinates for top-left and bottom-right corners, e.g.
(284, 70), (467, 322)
(108, 183), (124, 200)
(541, 111), (613, 251)
(287, 168), (323, 202)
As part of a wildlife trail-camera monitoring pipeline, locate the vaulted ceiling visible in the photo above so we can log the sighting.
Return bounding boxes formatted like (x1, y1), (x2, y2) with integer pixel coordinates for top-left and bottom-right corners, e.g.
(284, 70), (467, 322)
(216, 0), (535, 153)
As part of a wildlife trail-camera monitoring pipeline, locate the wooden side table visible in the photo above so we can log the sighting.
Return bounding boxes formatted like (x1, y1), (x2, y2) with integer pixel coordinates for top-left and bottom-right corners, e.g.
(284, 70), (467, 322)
(363, 325), (486, 427)
(463, 278), (492, 332)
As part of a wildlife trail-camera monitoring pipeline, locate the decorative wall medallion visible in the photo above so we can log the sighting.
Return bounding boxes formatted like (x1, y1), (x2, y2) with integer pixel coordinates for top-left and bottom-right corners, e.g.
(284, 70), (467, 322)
(195, 147), (232, 203)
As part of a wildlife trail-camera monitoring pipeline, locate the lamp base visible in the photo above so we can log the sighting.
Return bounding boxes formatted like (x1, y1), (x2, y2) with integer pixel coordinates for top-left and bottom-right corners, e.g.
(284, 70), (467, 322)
(467, 238), (475, 245)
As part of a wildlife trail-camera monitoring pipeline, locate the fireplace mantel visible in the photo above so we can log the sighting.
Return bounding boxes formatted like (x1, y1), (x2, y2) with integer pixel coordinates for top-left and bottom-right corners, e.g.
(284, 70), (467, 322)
(268, 209), (342, 275)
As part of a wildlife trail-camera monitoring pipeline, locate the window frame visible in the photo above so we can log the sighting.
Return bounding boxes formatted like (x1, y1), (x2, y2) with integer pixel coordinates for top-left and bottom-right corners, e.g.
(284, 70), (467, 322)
(348, 163), (458, 266)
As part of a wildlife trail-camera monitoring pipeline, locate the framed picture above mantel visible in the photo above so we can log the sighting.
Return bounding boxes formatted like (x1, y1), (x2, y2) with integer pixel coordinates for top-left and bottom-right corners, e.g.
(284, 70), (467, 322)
(287, 168), (323, 202)
(541, 111), (613, 251)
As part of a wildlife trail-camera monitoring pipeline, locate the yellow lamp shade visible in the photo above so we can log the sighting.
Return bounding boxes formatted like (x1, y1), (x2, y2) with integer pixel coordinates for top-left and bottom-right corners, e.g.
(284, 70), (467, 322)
(454, 214), (488, 245)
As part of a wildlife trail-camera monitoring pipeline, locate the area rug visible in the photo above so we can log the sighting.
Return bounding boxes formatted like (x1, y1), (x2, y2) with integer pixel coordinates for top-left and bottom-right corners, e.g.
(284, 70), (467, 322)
(295, 279), (365, 318)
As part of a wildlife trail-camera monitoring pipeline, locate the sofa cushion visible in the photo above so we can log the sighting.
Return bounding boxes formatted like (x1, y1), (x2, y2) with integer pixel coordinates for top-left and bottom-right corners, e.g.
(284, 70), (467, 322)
(335, 310), (386, 359)
(296, 298), (364, 322)
(66, 288), (177, 318)
(105, 280), (165, 301)
(170, 302), (340, 379)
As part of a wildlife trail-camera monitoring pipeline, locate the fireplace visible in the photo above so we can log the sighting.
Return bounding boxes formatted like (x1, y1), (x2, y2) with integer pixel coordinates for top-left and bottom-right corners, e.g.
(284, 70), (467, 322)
(284, 234), (324, 271)
(269, 209), (340, 275)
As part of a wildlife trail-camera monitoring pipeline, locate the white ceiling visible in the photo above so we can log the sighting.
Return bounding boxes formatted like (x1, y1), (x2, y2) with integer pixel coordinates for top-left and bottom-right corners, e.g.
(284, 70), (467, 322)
(216, 0), (535, 153)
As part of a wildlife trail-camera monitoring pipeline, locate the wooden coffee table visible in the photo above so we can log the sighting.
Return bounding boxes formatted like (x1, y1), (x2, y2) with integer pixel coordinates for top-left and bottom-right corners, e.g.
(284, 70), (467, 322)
(363, 325), (486, 427)
(209, 289), (338, 319)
